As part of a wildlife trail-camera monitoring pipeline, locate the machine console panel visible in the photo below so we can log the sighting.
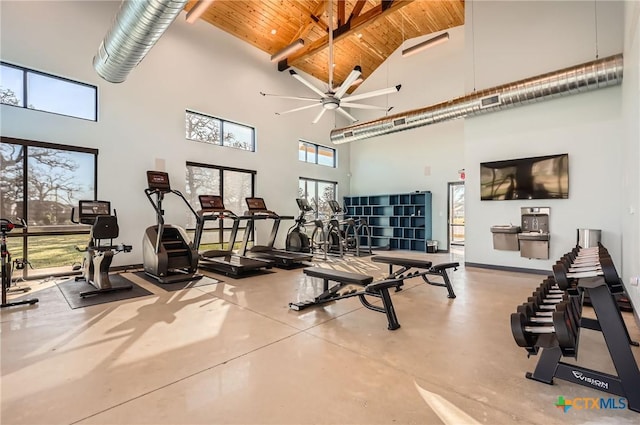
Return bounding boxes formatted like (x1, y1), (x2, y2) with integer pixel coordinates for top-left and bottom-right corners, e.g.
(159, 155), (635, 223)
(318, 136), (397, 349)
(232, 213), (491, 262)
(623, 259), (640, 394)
(146, 170), (171, 192)
(78, 200), (111, 225)
(328, 200), (343, 214)
(199, 195), (225, 212)
(246, 197), (268, 212)
(296, 198), (314, 212)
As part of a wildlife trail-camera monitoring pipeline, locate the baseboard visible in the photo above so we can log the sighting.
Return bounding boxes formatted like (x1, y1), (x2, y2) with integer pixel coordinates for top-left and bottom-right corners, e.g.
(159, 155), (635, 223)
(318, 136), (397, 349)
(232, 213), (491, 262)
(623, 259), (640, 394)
(464, 262), (549, 275)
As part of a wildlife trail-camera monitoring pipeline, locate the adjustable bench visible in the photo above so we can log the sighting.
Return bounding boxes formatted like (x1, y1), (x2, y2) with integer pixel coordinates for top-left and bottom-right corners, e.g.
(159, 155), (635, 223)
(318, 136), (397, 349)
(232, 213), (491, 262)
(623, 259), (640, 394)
(290, 267), (402, 330)
(372, 256), (458, 299)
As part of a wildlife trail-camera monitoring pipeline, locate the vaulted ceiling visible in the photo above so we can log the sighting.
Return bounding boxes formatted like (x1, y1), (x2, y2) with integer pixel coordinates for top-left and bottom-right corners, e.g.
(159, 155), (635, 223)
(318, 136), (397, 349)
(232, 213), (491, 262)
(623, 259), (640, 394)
(185, 1), (465, 89)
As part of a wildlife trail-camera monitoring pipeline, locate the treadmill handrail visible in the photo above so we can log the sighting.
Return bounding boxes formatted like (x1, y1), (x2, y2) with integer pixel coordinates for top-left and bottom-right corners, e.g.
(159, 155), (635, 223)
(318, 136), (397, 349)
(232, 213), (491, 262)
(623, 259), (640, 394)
(199, 209), (239, 220)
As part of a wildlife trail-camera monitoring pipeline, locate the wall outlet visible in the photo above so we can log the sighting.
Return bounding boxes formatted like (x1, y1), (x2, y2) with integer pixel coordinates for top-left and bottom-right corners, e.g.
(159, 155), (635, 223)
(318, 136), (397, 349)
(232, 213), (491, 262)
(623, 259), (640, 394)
(630, 276), (639, 287)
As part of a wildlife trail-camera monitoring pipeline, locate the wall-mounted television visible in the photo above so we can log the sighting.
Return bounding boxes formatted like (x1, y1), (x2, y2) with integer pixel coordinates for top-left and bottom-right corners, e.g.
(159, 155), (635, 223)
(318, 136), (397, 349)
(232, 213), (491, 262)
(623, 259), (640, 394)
(480, 153), (569, 200)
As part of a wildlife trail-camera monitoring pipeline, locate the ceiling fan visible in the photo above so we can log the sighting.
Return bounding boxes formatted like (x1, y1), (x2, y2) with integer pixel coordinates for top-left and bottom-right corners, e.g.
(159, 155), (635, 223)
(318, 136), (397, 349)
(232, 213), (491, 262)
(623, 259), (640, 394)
(260, 0), (401, 124)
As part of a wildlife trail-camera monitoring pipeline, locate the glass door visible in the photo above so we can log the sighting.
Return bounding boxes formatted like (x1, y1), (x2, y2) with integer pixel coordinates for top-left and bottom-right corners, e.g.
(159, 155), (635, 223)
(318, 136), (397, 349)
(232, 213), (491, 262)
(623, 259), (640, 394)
(448, 182), (465, 249)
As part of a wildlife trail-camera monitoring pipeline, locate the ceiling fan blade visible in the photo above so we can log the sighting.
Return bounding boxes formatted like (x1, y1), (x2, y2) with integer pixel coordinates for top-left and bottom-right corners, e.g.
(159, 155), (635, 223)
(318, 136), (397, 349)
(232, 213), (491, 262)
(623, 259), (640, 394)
(312, 108), (327, 124)
(334, 66), (362, 99)
(260, 92), (319, 102)
(290, 70), (327, 98)
(335, 107), (358, 123)
(276, 103), (323, 116)
(343, 84), (402, 103)
(340, 102), (392, 111)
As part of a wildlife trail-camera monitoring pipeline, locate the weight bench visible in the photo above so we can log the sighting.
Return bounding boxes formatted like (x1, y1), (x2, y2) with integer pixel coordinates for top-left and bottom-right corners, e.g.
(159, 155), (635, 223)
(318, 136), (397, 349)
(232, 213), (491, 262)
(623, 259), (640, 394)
(290, 267), (402, 330)
(372, 256), (458, 299)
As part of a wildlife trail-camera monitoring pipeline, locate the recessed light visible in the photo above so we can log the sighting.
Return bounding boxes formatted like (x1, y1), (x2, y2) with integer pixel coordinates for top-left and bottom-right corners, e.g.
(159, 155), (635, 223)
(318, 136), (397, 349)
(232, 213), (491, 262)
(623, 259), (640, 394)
(271, 29), (277, 35)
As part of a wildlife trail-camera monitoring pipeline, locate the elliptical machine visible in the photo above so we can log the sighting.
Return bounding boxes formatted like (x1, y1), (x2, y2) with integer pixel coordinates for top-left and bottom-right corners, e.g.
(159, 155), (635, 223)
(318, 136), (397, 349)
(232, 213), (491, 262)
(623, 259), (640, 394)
(285, 198), (313, 253)
(71, 200), (133, 297)
(326, 200), (372, 257)
(1, 218), (38, 308)
(142, 171), (202, 284)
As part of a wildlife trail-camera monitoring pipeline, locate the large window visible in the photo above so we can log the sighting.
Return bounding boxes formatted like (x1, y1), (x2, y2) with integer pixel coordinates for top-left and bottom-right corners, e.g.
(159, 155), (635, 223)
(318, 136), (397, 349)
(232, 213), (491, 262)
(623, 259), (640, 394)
(185, 162), (256, 244)
(1, 137), (98, 278)
(0, 62), (97, 121)
(299, 177), (337, 219)
(185, 110), (255, 152)
(298, 140), (336, 167)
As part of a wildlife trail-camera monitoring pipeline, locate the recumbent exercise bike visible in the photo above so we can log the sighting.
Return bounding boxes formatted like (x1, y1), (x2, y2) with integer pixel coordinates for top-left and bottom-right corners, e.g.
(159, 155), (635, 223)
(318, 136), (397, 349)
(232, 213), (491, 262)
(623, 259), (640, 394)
(71, 200), (133, 297)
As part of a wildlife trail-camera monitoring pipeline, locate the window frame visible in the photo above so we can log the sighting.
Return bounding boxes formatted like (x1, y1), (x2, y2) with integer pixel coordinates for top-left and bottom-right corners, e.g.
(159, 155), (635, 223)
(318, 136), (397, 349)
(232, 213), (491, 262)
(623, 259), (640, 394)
(1, 136), (98, 279)
(185, 161), (257, 244)
(0, 61), (98, 121)
(185, 109), (256, 152)
(299, 176), (338, 219)
(298, 140), (336, 168)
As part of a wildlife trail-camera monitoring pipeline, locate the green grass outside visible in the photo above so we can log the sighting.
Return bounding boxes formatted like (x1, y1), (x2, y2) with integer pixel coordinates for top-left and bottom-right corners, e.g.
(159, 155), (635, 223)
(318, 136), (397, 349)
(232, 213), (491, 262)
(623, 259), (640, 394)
(4, 237), (250, 270)
(6, 235), (88, 269)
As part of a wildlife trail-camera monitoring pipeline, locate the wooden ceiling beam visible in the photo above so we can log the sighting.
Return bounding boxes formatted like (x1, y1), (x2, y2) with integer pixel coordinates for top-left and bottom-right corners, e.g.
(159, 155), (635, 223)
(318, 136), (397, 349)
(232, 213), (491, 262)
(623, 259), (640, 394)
(289, 0), (329, 43)
(347, 0), (367, 23)
(337, 0), (346, 27)
(282, 0), (414, 68)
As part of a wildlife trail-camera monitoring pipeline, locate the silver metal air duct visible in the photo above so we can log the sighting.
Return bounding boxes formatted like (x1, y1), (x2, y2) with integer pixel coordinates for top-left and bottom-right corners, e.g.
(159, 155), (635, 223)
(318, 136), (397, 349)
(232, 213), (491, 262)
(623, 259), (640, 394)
(330, 54), (623, 144)
(93, 0), (189, 83)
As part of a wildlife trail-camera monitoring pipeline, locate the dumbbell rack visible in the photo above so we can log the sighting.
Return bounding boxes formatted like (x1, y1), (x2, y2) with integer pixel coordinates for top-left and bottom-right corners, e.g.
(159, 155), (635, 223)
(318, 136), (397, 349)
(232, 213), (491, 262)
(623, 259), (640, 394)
(523, 277), (640, 413)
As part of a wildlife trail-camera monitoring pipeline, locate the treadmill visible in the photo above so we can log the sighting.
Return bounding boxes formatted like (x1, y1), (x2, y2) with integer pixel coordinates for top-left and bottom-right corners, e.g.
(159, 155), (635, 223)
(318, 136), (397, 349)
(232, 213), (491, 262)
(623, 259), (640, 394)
(240, 197), (313, 268)
(193, 195), (273, 277)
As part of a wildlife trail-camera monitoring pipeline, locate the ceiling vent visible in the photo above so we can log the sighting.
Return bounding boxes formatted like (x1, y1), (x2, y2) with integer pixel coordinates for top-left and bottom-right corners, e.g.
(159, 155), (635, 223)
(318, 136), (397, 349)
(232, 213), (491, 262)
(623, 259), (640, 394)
(93, 0), (188, 83)
(331, 54), (623, 144)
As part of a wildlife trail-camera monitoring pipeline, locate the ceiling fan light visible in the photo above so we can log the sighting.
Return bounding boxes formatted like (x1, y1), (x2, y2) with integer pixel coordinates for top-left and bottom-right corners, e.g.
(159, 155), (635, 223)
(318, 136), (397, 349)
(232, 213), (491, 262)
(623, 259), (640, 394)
(186, 0), (216, 24)
(270, 39), (305, 62)
(401, 32), (449, 58)
(322, 98), (340, 110)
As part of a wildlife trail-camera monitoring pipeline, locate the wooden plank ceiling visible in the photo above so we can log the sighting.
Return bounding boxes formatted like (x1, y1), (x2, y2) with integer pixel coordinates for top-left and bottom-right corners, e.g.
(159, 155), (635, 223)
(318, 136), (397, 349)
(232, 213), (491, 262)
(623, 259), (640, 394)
(186, 1), (465, 90)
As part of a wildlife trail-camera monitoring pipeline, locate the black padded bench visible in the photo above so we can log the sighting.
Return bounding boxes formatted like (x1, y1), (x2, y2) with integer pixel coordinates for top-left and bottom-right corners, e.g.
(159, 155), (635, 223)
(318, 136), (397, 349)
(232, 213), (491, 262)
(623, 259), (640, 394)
(372, 256), (458, 299)
(290, 267), (401, 330)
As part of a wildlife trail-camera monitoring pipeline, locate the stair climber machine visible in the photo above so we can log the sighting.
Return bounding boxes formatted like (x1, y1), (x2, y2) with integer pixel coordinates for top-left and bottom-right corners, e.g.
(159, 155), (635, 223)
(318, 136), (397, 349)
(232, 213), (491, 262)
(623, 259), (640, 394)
(240, 197), (314, 268)
(143, 171), (203, 284)
(193, 195), (273, 276)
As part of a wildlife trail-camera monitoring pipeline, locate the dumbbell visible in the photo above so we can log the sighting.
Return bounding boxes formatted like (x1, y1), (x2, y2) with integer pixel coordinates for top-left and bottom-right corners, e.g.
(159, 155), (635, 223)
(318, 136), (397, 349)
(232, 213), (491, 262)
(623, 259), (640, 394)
(553, 301), (581, 357)
(528, 287), (582, 323)
(517, 302), (553, 324)
(511, 298), (581, 353)
(527, 288), (570, 310)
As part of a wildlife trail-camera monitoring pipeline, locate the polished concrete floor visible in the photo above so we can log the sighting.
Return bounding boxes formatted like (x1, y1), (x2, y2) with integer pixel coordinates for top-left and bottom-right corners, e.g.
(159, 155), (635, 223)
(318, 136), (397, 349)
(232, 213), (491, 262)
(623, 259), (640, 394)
(1, 250), (639, 424)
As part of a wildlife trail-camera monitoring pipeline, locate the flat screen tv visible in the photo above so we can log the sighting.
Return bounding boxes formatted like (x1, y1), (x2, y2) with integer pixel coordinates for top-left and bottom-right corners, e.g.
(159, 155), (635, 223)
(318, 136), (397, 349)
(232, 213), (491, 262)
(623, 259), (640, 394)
(480, 153), (569, 200)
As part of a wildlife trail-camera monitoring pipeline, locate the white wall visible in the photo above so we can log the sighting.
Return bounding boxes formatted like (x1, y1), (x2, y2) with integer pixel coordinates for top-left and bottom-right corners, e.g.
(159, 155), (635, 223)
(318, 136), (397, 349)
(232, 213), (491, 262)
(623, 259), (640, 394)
(348, 26), (466, 248)
(0, 0), (350, 266)
(622, 1), (640, 314)
(463, 0), (625, 271)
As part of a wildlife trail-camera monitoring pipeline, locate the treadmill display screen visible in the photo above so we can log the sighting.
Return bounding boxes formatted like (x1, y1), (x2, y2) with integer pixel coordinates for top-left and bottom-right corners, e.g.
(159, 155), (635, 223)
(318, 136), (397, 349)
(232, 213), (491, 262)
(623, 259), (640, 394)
(246, 197), (267, 211)
(199, 195), (224, 211)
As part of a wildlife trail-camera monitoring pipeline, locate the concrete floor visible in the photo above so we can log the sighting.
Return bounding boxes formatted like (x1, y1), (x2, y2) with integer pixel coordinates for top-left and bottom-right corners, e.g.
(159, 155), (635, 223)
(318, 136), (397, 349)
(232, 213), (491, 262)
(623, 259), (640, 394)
(1, 250), (639, 424)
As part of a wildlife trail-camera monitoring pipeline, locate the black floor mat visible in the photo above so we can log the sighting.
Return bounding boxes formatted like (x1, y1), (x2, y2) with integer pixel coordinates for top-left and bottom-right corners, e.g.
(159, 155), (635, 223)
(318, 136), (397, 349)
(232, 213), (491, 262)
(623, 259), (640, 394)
(57, 274), (153, 309)
(132, 272), (221, 292)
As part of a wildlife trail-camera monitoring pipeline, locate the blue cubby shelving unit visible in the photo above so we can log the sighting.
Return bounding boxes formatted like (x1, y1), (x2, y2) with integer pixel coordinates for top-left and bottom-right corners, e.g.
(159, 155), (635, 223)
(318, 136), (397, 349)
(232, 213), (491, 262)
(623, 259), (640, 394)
(343, 191), (432, 251)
